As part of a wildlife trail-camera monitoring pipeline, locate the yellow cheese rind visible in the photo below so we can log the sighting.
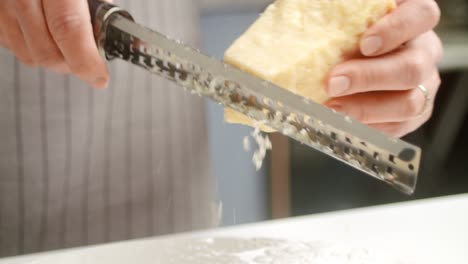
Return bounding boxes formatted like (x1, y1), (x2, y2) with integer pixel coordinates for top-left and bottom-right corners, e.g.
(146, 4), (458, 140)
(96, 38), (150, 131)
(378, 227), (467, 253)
(224, 0), (396, 131)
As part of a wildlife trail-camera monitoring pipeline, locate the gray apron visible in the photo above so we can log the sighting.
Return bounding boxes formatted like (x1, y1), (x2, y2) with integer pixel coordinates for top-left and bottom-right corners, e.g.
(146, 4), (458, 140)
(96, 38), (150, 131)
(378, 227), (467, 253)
(0, 0), (214, 257)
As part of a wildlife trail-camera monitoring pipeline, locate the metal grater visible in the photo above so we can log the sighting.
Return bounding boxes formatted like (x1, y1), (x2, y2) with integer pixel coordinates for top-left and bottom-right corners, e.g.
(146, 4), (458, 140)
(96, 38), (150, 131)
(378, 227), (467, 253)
(88, 0), (421, 195)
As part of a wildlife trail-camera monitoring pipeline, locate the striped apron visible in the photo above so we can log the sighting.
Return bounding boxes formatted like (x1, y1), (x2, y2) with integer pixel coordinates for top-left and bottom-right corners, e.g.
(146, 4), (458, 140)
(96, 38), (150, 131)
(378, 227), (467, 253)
(0, 0), (214, 257)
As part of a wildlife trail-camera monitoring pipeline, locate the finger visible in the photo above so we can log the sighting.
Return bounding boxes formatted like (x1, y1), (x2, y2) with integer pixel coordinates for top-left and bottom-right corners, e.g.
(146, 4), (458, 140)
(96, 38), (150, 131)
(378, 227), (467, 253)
(369, 108), (433, 138)
(3, 18), (35, 66)
(0, 4), (9, 49)
(326, 69), (440, 124)
(49, 63), (71, 74)
(43, 0), (109, 88)
(327, 32), (439, 97)
(0, 31), (9, 49)
(14, 0), (65, 68)
(0, 7), (32, 63)
(327, 90), (426, 124)
(360, 0), (440, 56)
(407, 30), (444, 65)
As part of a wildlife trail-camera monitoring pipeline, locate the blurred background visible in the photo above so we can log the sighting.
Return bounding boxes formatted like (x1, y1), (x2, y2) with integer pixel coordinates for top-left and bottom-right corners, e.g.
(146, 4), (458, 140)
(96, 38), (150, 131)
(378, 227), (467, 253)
(199, 0), (468, 226)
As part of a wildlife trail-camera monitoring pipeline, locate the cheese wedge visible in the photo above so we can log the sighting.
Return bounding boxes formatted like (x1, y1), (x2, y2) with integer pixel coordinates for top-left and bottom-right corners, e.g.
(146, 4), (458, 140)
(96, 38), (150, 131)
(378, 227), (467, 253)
(224, 0), (395, 131)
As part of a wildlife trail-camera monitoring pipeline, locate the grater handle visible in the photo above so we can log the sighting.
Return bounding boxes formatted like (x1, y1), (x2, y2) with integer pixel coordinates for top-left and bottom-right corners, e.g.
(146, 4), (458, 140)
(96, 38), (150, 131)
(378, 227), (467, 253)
(88, 0), (134, 59)
(87, 0), (103, 24)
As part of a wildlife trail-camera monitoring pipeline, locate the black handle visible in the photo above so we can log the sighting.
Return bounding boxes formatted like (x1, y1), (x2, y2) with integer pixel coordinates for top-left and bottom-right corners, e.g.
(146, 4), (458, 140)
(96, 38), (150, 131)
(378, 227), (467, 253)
(88, 0), (104, 25)
(87, 0), (133, 29)
(87, 0), (133, 58)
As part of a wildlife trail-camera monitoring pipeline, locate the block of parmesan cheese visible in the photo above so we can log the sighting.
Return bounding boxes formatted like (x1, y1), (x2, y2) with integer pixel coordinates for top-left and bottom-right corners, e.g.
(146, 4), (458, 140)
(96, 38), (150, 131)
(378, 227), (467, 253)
(224, 0), (395, 131)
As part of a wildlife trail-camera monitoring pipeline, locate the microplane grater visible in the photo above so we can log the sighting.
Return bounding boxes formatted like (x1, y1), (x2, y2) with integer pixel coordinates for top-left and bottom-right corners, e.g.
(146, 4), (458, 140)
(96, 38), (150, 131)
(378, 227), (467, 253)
(88, 0), (421, 194)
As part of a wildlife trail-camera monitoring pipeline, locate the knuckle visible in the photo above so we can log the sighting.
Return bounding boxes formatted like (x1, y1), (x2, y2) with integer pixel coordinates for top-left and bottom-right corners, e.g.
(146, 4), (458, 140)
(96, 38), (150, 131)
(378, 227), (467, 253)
(431, 71), (442, 88)
(385, 123), (409, 138)
(70, 62), (91, 77)
(18, 56), (36, 67)
(0, 36), (8, 49)
(402, 90), (423, 117)
(403, 53), (426, 85)
(11, 48), (35, 66)
(388, 126), (403, 137)
(4, 30), (20, 46)
(393, 127), (409, 138)
(51, 63), (71, 74)
(378, 123), (402, 138)
(13, 0), (33, 14)
(47, 13), (84, 43)
(348, 65), (374, 92)
(34, 51), (63, 67)
(362, 70), (376, 92)
(354, 103), (370, 123)
(420, 0), (441, 26)
(431, 32), (444, 63)
(387, 14), (408, 32)
(422, 109), (434, 123)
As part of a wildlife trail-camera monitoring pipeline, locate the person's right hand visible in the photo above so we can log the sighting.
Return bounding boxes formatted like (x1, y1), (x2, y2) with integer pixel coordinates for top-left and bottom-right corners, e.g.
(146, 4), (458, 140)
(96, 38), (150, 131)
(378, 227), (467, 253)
(0, 0), (111, 88)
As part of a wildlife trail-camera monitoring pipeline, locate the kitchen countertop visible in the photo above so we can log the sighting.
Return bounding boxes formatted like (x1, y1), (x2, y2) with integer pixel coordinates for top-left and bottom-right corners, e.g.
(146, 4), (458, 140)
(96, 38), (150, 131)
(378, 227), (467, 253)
(1, 194), (467, 263)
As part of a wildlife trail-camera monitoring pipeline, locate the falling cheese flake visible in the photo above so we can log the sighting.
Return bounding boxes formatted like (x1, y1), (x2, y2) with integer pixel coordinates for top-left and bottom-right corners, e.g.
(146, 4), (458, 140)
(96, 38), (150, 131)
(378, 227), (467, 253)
(243, 136), (251, 152)
(243, 125), (272, 171)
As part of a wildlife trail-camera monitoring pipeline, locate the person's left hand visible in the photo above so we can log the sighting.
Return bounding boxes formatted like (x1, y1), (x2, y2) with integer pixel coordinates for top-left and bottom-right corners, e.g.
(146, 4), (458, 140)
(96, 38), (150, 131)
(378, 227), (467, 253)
(325, 0), (443, 138)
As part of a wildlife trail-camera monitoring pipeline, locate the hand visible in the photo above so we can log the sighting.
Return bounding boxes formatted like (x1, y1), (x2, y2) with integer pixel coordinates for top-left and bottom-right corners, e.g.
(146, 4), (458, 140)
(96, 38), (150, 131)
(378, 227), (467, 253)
(0, 0), (111, 88)
(325, 0), (443, 138)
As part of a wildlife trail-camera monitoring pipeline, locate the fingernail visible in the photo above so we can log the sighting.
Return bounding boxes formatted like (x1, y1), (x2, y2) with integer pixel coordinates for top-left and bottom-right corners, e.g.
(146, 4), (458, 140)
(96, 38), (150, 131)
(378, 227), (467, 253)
(93, 77), (109, 89)
(361, 36), (383, 56)
(328, 76), (350, 97)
